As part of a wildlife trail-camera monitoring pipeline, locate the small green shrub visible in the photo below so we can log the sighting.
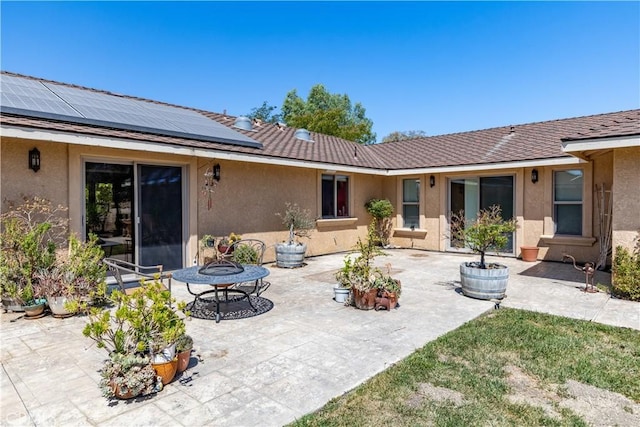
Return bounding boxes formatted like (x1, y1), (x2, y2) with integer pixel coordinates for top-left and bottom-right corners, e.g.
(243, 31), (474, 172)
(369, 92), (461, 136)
(365, 198), (394, 246)
(231, 244), (259, 264)
(612, 239), (640, 301)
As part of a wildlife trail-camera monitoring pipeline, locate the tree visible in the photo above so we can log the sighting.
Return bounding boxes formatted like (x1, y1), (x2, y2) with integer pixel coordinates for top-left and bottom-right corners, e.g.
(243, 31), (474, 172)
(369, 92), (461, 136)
(280, 84), (376, 145)
(381, 130), (428, 143)
(246, 101), (281, 124)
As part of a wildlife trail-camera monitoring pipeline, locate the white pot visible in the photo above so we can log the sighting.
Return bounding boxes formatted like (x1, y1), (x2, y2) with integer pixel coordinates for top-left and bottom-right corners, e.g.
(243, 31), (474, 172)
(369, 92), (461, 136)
(152, 343), (176, 363)
(47, 295), (72, 316)
(333, 287), (350, 303)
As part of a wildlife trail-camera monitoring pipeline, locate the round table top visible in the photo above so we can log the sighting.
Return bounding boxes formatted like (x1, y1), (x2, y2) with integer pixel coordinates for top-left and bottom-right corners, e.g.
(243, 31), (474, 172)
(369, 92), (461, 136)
(172, 264), (269, 285)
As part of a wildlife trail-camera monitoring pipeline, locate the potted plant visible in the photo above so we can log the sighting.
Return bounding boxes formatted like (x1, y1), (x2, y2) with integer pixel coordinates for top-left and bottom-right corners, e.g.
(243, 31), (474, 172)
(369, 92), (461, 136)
(83, 280), (188, 394)
(275, 203), (315, 268)
(374, 269), (402, 310)
(99, 353), (160, 400)
(217, 232), (241, 254)
(231, 244), (259, 264)
(334, 255), (356, 303)
(175, 334), (193, 373)
(365, 198), (394, 247)
(200, 234), (215, 248)
(450, 205), (517, 300)
(336, 221), (387, 309)
(0, 196), (67, 312)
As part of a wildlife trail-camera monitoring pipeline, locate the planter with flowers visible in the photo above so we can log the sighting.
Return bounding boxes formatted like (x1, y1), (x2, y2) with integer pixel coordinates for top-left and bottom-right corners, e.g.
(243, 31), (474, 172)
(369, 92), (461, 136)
(217, 232), (241, 255)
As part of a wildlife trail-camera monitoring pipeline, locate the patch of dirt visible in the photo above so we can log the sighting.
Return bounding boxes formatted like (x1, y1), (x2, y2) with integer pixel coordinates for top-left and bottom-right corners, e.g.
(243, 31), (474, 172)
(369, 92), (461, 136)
(505, 364), (640, 426)
(504, 365), (561, 418)
(559, 380), (640, 426)
(406, 382), (465, 408)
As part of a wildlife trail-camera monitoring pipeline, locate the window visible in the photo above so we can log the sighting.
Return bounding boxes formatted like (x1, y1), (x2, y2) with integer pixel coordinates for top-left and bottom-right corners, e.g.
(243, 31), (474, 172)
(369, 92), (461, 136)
(402, 179), (420, 228)
(322, 174), (350, 218)
(554, 170), (583, 235)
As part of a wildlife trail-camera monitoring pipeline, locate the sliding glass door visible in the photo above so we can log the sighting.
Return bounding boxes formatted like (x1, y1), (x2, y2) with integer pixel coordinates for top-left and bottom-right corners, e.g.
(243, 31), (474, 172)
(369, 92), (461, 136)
(449, 175), (514, 253)
(85, 162), (134, 261)
(85, 162), (184, 269)
(138, 165), (184, 270)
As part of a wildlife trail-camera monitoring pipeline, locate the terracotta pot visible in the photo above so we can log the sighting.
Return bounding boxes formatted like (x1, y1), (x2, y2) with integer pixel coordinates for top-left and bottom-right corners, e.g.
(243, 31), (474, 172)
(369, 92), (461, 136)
(352, 288), (378, 310)
(23, 302), (45, 317)
(176, 349), (192, 373)
(383, 291), (398, 310)
(152, 358), (178, 385)
(111, 383), (137, 400)
(217, 244), (233, 255)
(520, 246), (540, 262)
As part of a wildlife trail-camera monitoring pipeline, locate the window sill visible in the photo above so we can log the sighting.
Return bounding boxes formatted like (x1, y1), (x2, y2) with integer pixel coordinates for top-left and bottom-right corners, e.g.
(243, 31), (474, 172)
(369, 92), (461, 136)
(393, 228), (428, 238)
(539, 235), (596, 247)
(316, 218), (358, 228)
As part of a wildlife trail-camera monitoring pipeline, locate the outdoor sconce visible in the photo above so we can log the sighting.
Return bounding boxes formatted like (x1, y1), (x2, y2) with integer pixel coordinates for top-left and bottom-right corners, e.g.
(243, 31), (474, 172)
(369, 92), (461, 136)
(28, 148), (41, 172)
(213, 163), (221, 181)
(429, 175), (435, 188)
(531, 169), (539, 184)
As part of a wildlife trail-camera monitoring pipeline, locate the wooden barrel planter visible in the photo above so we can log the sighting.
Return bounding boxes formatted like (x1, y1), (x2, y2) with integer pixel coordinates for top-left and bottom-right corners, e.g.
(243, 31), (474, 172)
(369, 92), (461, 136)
(460, 262), (509, 300)
(275, 243), (307, 268)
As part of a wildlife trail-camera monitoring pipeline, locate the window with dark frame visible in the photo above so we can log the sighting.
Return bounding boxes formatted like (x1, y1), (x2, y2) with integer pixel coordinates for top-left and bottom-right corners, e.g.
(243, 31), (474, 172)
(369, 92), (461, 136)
(322, 174), (350, 218)
(553, 169), (583, 235)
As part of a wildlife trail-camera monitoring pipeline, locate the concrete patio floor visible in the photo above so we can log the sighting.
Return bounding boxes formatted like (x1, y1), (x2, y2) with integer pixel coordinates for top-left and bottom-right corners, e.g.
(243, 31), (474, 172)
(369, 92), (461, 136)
(1, 249), (638, 426)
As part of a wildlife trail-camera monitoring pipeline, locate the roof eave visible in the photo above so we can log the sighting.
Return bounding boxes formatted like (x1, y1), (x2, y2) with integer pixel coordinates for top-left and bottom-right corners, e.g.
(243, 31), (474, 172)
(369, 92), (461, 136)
(562, 134), (640, 160)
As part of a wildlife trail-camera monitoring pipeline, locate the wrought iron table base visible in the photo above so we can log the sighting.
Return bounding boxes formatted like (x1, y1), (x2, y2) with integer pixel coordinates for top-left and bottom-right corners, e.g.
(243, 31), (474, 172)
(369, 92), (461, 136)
(186, 284), (256, 323)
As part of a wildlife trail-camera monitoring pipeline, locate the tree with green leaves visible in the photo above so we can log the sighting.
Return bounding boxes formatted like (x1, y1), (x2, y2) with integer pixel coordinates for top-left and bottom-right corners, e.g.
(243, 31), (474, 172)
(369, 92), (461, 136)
(246, 101), (281, 124)
(381, 130), (428, 143)
(280, 84), (376, 145)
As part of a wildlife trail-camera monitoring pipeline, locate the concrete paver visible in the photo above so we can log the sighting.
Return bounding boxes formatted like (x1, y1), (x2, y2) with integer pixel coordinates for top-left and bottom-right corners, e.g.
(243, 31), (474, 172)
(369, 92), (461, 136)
(1, 250), (638, 426)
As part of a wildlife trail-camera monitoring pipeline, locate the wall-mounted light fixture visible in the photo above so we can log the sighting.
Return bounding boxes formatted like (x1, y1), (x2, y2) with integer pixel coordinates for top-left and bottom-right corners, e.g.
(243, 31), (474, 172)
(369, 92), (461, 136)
(531, 169), (539, 184)
(429, 175), (435, 188)
(28, 148), (41, 172)
(213, 163), (221, 181)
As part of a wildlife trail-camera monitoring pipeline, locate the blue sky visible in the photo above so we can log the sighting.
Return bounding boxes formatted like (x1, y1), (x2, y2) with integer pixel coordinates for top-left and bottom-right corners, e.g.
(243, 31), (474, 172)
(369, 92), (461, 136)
(2, 1), (639, 142)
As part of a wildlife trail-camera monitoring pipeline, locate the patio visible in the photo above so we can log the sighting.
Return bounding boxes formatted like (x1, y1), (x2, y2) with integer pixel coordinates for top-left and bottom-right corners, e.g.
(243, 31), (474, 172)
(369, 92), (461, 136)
(1, 249), (638, 426)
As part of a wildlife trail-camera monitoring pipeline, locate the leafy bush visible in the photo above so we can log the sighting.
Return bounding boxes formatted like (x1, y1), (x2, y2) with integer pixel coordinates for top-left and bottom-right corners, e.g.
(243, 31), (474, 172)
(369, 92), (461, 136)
(83, 280), (187, 355)
(450, 205), (517, 269)
(612, 238), (640, 301)
(231, 244), (259, 264)
(0, 197), (68, 303)
(335, 220), (386, 292)
(365, 198), (394, 246)
(277, 202), (315, 245)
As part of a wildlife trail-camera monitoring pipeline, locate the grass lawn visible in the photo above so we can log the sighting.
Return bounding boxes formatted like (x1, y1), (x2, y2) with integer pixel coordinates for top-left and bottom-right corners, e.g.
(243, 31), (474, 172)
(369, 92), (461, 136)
(290, 309), (640, 426)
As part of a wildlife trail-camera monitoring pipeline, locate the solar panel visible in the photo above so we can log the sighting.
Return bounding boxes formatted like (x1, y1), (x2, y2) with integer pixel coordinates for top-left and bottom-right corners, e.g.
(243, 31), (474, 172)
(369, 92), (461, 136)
(0, 74), (261, 148)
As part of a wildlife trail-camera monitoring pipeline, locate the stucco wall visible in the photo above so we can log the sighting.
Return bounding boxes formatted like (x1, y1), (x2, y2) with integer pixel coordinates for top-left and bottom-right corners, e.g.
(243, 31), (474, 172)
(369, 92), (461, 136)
(1, 137), (69, 213)
(612, 147), (640, 253)
(2, 133), (621, 268)
(195, 158), (385, 263)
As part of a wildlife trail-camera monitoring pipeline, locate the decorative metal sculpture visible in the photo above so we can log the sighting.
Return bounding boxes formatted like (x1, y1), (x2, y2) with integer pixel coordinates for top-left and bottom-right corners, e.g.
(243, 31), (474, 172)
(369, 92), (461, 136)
(563, 254), (597, 293)
(202, 166), (217, 210)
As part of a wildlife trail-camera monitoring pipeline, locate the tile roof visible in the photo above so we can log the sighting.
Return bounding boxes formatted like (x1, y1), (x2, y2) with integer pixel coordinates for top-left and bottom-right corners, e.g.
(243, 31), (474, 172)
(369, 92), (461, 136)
(561, 110), (640, 141)
(1, 72), (638, 171)
(366, 110), (640, 169)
